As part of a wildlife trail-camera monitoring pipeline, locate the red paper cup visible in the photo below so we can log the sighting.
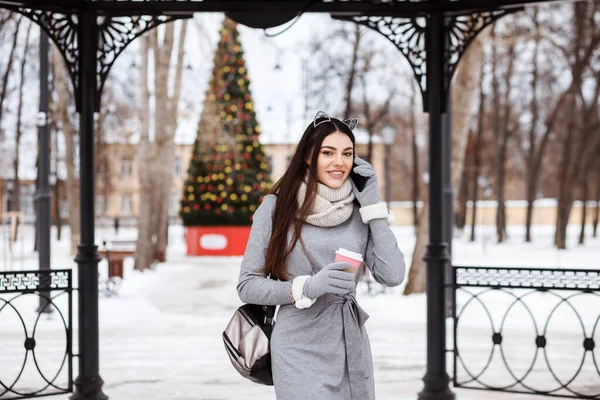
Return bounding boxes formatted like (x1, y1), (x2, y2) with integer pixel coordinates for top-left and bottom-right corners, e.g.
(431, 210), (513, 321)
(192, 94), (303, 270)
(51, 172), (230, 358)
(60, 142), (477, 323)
(335, 248), (363, 274)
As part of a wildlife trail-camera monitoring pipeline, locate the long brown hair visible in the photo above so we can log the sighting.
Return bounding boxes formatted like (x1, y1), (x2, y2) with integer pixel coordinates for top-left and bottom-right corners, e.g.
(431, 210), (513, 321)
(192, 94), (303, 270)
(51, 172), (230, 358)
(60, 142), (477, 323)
(263, 117), (356, 281)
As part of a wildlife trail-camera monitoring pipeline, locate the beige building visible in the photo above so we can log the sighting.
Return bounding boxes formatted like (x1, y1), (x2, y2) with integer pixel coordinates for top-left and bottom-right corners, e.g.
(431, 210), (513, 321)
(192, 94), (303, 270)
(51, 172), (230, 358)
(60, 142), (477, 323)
(96, 143), (194, 223)
(2, 140), (594, 227)
(96, 131), (391, 224)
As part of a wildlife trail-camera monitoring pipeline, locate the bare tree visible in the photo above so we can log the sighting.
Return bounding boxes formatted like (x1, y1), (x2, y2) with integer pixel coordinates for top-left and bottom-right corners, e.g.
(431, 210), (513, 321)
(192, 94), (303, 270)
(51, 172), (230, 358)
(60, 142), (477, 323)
(49, 91), (62, 240)
(469, 51), (487, 242)
(359, 71), (395, 163)
(11, 19), (32, 239)
(553, 1), (600, 249)
(135, 19), (188, 270)
(404, 31), (487, 295)
(523, 9), (541, 242)
(593, 163), (600, 237)
(575, 72), (600, 244)
(455, 130), (472, 233)
(0, 15), (21, 141)
(52, 45), (80, 255)
(344, 24), (362, 119)
(308, 21), (400, 129)
(410, 80), (420, 228)
(491, 26), (518, 243)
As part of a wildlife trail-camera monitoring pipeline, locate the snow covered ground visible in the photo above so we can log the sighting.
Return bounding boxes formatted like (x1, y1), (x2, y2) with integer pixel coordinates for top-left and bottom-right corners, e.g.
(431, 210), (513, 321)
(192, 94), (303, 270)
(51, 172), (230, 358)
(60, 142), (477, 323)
(0, 223), (599, 400)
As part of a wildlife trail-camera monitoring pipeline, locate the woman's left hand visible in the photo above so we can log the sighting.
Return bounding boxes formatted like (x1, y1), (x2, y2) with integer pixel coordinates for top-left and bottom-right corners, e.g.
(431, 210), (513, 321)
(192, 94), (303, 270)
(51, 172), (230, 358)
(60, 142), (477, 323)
(350, 156), (381, 207)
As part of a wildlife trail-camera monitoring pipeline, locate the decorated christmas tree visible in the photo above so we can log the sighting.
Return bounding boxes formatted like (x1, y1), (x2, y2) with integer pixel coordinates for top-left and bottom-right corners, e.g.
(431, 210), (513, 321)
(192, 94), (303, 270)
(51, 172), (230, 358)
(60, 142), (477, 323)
(180, 18), (271, 227)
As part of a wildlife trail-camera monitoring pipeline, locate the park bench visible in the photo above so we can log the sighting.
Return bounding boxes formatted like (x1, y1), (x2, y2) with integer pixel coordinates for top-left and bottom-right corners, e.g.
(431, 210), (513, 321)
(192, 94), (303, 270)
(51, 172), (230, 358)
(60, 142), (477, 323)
(98, 239), (136, 296)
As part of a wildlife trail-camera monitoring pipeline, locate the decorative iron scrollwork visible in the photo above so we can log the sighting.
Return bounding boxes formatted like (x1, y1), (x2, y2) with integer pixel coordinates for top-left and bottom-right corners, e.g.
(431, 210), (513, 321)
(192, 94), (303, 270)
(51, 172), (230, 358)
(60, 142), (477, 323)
(6, 8), (188, 111)
(339, 10), (518, 111)
(95, 14), (187, 110)
(443, 9), (519, 99)
(0, 270), (72, 399)
(338, 15), (427, 105)
(455, 267), (600, 291)
(0, 270), (71, 293)
(7, 8), (80, 107)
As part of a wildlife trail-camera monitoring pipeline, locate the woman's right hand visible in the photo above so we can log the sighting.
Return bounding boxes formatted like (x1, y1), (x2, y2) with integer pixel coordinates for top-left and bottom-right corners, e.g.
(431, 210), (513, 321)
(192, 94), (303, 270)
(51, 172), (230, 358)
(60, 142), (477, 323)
(302, 262), (355, 299)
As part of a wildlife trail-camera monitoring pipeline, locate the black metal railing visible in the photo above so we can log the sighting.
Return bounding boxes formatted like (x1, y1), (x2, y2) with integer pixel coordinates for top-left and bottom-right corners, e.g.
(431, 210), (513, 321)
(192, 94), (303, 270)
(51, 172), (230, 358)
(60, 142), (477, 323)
(452, 266), (600, 399)
(0, 269), (73, 399)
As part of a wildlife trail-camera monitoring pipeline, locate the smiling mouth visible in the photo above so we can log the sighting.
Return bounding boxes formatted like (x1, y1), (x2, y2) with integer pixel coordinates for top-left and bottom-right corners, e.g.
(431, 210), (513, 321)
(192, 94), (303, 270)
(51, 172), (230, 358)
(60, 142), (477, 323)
(327, 171), (345, 178)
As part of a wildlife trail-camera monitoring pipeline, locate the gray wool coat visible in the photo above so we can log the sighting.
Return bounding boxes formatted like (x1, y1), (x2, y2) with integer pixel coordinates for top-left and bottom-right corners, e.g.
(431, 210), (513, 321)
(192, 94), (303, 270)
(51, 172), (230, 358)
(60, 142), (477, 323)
(237, 194), (406, 400)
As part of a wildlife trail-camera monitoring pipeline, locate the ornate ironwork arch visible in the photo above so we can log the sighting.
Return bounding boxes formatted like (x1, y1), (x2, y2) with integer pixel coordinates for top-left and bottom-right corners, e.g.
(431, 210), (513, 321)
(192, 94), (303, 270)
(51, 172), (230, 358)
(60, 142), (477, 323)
(95, 14), (190, 110)
(337, 9), (520, 111)
(3, 7), (189, 111)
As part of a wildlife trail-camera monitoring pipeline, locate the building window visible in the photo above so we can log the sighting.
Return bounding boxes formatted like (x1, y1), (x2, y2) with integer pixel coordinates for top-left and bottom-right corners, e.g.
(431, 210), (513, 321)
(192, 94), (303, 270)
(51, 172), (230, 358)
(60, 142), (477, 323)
(5, 186), (13, 212)
(170, 194), (179, 216)
(96, 195), (106, 216)
(59, 197), (69, 219)
(120, 194), (132, 216)
(120, 158), (133, 177)
(98, 160), (107, 174)
(174, 157), (181, 175)
(20, 185), (35, 217)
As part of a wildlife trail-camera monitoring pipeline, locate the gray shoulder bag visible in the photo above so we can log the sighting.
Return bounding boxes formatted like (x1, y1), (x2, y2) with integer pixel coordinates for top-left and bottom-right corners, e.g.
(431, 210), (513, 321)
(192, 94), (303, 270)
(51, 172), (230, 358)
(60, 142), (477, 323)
(222, 279), (275, 386)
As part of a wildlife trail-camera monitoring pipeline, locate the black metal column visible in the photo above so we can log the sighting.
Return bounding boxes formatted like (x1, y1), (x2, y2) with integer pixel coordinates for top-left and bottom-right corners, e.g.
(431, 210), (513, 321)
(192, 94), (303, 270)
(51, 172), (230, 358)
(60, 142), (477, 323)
(418, 11), (455, 400)
(37, 28), (53, 314)
(71, 9), (107, 400)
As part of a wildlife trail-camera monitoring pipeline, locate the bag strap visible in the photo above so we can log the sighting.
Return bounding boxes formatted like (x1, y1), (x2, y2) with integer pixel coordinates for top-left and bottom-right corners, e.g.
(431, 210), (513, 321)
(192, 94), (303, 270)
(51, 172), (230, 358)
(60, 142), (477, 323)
(264, 275), (276, 323)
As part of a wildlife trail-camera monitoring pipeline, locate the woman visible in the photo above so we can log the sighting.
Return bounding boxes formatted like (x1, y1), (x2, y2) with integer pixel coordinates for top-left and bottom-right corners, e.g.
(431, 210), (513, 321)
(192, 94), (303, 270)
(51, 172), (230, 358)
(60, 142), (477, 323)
(237, 111), (406, 400)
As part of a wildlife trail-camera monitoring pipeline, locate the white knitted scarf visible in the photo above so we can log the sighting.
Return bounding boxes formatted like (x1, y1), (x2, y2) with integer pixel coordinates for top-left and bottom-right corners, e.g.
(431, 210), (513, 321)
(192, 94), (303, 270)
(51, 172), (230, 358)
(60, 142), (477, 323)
(297, 178), (355, 227)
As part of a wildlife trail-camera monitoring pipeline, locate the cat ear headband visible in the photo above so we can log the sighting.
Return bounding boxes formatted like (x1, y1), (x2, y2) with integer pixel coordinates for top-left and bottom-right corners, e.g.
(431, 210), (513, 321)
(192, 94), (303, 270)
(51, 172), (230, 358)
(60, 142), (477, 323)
(313, 111), (358, 131)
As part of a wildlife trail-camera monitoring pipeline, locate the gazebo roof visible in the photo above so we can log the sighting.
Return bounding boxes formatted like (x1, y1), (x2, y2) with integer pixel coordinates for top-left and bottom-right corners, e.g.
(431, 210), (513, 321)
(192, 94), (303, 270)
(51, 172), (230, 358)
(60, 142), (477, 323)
(0, 0), (559, 16)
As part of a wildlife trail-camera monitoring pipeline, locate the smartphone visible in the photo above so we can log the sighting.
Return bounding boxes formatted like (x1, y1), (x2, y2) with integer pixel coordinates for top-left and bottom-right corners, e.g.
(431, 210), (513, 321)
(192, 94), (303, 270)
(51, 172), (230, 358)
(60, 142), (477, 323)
(350, 158), (368, 192)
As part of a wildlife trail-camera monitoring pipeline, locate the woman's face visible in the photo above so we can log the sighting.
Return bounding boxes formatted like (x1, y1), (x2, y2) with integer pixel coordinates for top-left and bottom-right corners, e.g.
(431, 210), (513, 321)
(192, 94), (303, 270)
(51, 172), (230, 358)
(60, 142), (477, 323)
(314, 131), (354, 189)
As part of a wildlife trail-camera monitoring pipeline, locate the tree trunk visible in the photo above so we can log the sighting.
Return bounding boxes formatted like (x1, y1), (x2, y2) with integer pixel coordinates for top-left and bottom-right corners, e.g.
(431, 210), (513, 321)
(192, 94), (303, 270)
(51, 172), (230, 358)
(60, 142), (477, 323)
(404, 206), (428, 295)
(578, 171), (588, 244)
(0, 16), (21, 140)
(151, 22), (174, 262)
(593, 171), (599, 237)
(404, 32), (487, 295)
(135, 20), (187, 269)
(343, 24), (361, 119)
(134, 34), (157, 271)
(11, 20), (31, 241)
(554, 93), (577, 249)
(455, 150), (470, 232)
(51, 116), (62, 240)
(525, 9), (540, 242)
(470, 50), (486, 242)
(554, 2), (600, 249)
(157, 20), (187, 262)
(593, 203), (599, 238)
(411, 80), (419, 228)
(492, 28), (515, 244)
(53, 46), (79, 254)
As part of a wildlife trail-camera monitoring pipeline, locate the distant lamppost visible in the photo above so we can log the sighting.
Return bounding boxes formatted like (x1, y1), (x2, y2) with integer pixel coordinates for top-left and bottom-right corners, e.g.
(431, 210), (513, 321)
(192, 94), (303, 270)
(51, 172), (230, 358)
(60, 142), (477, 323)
(273, 48), (309, 123)
(37, 28), (52, 314)
(267, 94), (295, 145)
(381, 124), (397, 208)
